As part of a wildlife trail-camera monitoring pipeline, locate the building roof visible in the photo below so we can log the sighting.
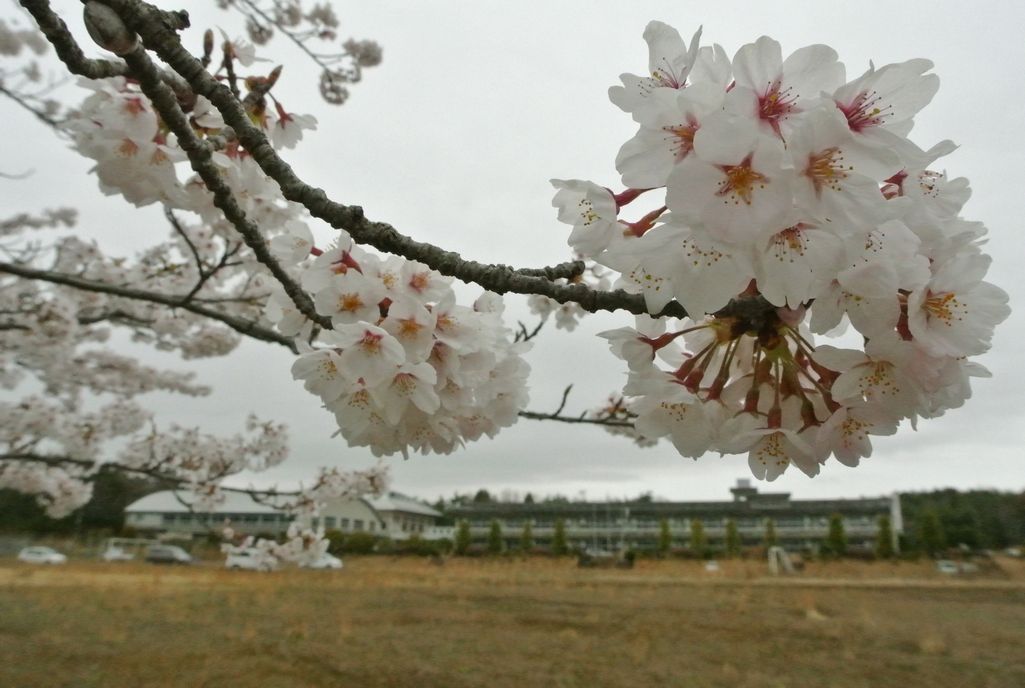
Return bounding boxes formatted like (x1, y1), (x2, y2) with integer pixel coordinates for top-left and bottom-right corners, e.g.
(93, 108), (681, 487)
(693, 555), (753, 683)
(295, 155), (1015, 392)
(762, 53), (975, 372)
(367, 492), (441, 518)
(125, 490), (284, 514)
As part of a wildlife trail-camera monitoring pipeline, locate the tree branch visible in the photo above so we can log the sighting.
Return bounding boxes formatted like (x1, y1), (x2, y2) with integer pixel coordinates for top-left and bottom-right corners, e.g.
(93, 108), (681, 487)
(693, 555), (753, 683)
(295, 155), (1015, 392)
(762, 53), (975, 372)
(115, 42), (332, 330)
(84, 0), (689, 320)
(516, 410), (634, 428)
(0, 83), (61, 128)
(1, 452), (302, 497)
(0, 260), (297, 352)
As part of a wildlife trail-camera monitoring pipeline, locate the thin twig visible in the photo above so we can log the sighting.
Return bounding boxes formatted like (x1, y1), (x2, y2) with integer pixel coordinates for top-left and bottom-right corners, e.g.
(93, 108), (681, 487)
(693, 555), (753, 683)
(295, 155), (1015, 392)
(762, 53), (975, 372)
(1, 452), (301, 497)
(516, 410), (634, 428)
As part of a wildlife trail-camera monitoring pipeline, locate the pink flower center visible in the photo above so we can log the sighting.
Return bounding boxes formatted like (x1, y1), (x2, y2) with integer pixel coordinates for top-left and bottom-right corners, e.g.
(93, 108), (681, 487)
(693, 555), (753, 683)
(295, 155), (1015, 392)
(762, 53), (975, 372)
(662, 116), (700, 161)
(805, 147), (851, 195)
(923, 291), (964, 326)
(836, 91), (892, 132)
(358, 331), (382, 354)
(770, 225), (809, 258)
(759, 80), (799, 136)
(716, 155), (768, 205)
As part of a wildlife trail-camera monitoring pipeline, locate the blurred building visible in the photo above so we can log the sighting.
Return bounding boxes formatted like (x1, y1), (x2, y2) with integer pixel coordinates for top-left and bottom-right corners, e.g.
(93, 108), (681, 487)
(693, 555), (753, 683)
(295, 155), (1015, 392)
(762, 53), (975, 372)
(448, 479), (903, 554)
(124, 490), (445, 540)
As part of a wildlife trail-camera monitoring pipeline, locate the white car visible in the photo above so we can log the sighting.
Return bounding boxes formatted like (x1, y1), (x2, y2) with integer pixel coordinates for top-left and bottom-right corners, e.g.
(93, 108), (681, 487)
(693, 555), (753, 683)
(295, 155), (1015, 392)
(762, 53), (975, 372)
(17, 546), (67, 565)
(225, 548), (277, 572)
(301, 553), (344, 570)
(101, 546), (134, 562)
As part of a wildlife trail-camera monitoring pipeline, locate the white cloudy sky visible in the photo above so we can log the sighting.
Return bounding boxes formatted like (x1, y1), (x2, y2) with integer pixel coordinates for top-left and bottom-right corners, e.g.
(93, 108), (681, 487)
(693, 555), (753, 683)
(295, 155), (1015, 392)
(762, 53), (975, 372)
(3, 0), (1023, 503)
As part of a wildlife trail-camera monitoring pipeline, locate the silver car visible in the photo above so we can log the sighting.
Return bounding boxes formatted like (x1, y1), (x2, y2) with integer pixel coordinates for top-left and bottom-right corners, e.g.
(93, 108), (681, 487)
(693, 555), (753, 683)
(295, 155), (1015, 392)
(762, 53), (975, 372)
(145, 545), (193, 565)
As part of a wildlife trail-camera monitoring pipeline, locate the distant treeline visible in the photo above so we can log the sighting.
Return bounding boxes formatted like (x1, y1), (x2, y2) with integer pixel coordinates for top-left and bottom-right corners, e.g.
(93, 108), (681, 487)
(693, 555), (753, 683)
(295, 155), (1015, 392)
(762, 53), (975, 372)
(898, 489), (1025, 551)
(0, 469), (157, 535)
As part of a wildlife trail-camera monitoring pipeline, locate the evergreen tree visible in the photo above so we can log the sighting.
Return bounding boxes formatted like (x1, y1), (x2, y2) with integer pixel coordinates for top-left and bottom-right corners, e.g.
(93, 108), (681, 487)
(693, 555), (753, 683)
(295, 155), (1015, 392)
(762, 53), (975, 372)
(523, 492), (535, 504)
(520, 520), (534, 552)
(724, 518), (741, 558)
(826, 513), (847, 557)
(454, 519), (471, 556)
(689, 519), (706, 558)
(875, 515), (895, 559)
(552, 518), (568, 555)
(942, 508), (981, 549)
(764, 518), (778, 547)
(473, 489), (492, 504)
(487, 519), (503, 554)
(658, 518), (671, 557)
(919, 509), (946, 557)
(981, 514), (1010, 550)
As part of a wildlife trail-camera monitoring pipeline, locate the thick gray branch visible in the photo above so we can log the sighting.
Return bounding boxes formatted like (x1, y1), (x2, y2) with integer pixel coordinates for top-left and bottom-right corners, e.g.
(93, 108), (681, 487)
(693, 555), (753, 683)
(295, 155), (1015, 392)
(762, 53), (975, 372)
(87, 0), (687, 320)
(116, 44), (331, 330)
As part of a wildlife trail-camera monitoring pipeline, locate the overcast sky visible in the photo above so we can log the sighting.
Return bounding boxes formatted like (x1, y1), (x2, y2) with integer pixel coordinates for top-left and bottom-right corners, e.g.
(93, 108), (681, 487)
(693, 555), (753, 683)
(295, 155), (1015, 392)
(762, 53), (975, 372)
(4, 0), (1024, 504)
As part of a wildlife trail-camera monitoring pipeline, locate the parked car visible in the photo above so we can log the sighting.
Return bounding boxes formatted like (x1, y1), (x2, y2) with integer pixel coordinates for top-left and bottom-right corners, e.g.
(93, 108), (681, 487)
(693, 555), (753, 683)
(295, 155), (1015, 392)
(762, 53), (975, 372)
(17, 546), (67, 565)
(101, 546), (134, 562)
(145, 545), (192, 565)
(300, 553), (343, 570)
(224, 548), (277, 572)
(936, 560), (959, 575)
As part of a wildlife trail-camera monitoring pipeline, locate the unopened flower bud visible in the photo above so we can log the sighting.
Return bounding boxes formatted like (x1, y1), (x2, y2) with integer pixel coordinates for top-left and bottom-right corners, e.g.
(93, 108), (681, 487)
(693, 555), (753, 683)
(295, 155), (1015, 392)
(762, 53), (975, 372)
(83, 1), (138, 56)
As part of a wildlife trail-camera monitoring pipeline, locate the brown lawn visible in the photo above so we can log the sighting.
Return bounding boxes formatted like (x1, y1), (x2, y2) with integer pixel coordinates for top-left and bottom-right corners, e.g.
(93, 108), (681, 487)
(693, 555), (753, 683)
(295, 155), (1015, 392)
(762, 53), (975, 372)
(2, 556), (1024, 688)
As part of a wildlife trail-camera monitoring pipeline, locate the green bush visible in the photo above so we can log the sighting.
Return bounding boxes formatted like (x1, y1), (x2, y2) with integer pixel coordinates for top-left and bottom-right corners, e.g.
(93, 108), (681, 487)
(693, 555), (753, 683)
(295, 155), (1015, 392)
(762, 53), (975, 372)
(324, 529), (345, 555)
(454, 520), (471, 556)
(487, 520), (504, 555)
(825, 513), (848, 557)
(342, 531), (377, 554)
(552, 518), (568, 556)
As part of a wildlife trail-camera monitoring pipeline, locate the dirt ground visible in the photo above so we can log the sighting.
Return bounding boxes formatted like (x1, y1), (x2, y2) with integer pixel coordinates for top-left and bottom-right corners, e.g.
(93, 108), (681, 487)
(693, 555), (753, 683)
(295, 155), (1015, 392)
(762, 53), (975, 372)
(2, 556), (1024, 687)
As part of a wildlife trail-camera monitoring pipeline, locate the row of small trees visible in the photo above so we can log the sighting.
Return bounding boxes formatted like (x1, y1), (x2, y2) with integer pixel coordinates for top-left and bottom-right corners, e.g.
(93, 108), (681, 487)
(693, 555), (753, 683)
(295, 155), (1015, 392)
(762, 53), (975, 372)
(451, 514), (900, 559)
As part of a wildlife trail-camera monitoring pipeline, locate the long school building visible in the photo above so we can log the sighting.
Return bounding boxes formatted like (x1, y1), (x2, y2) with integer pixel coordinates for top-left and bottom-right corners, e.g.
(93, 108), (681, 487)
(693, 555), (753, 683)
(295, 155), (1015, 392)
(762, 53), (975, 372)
(448, 480), (903, 554)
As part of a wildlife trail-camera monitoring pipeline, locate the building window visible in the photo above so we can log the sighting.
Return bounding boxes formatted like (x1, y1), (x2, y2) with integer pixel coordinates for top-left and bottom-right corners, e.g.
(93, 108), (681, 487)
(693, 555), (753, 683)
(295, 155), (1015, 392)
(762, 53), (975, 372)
(325, 516), (337, 529)
(244, 514), (259, 523)
(261, 514), (277, 523)
(341, 518), (350, 530)
(162, 514), (175, 523)
(312, 517), (320, 529)
(354, 519), (364, 531)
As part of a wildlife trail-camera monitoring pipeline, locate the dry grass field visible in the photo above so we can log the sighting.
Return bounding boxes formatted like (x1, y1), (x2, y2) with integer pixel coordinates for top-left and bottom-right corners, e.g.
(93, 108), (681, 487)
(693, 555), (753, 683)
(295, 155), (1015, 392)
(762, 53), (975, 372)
(2, 556), (1024, 688)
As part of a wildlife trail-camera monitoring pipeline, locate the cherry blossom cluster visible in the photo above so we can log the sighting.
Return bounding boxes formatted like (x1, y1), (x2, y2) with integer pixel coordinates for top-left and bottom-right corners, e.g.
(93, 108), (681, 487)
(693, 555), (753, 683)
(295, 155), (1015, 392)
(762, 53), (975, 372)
(285, 234), (531, 457)
(553, 22), (1009, 480)
(56, 32), (530, 459)
(0, 6), (395, 527)
(219, 465), (386, 567)
(67, 65), (315, 212)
